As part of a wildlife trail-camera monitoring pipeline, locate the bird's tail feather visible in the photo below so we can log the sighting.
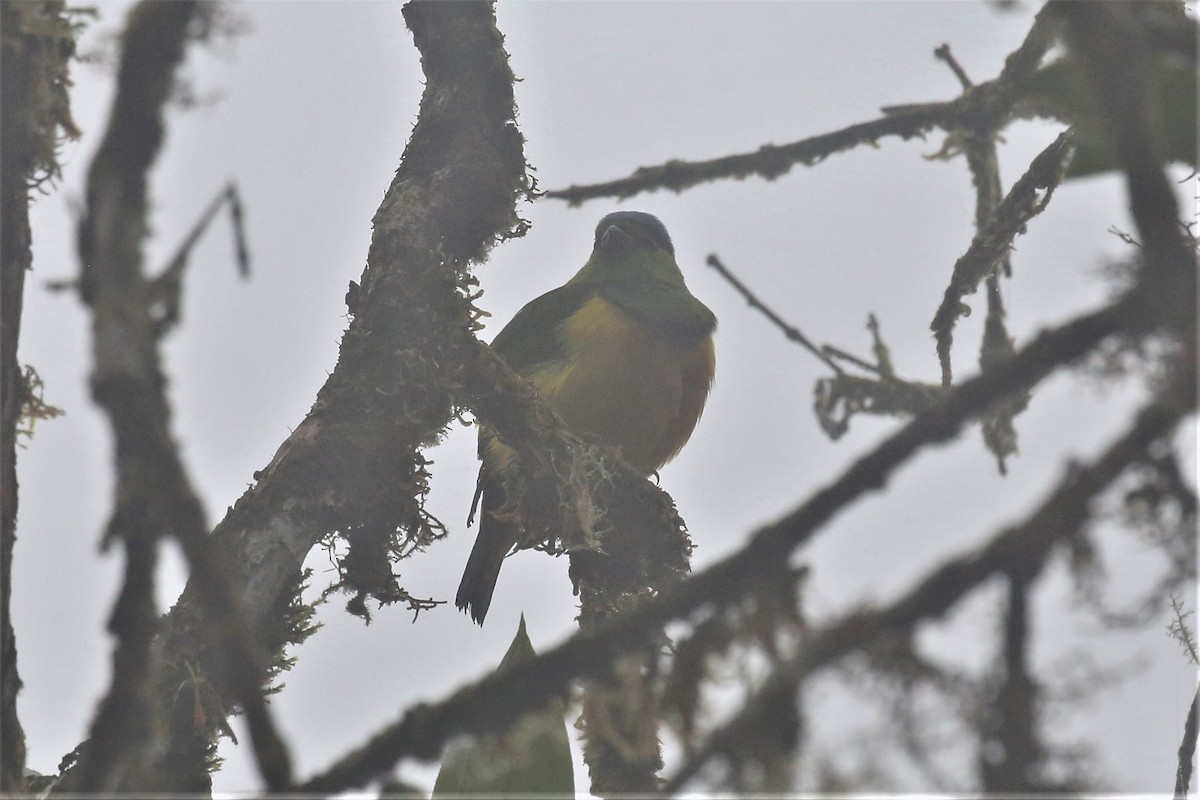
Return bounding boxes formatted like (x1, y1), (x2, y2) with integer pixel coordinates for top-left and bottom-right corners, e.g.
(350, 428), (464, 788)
(456, 499), (517, 625)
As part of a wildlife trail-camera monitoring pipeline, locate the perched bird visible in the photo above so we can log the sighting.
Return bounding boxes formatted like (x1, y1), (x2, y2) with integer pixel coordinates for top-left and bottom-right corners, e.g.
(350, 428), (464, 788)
(456, 211), (716, 625)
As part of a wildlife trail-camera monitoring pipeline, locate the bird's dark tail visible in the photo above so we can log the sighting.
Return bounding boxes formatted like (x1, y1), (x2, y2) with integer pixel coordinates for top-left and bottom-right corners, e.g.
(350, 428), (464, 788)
(456, 489), (517, 625)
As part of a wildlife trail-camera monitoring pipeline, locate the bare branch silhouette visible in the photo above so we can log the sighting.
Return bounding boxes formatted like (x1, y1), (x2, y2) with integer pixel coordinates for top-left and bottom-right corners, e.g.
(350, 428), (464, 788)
(546, 5), (1063, 206)
(8, 2), (1192, 794)
(1, 0), (79, 790)
(929, 130), (1073, 387)
(1176, 686), (1199, 799)
(666, 385), (1193, 792)
(65, 2), (290, 791)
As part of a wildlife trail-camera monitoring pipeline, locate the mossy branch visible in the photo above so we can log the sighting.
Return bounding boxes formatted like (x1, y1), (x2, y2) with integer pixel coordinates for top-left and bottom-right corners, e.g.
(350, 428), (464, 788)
(58, 0), (536, 790)
(298, 257), (1186, 792)
(666, 383), (1193, 793)
(545, 6), (1062, 206)
(929, 130), (1074, 388)
(65, 1), (292, 792)
(1, 0), (80, 790)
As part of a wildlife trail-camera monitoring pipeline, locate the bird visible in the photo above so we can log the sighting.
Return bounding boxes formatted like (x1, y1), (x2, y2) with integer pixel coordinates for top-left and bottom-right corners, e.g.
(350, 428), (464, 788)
(456, 211), (716, 625)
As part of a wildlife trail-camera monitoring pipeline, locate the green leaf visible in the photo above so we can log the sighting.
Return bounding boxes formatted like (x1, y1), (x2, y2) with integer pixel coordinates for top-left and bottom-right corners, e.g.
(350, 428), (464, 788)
(433, 616), (575, 798)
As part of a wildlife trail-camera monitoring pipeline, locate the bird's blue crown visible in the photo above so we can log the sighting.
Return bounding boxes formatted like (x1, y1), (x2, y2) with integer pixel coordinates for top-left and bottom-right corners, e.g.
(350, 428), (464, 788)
(595, 211), (674, 256)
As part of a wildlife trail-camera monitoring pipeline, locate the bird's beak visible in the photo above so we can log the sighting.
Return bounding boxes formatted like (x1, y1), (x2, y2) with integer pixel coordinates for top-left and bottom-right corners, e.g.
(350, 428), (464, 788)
(599, 224), (635, 254)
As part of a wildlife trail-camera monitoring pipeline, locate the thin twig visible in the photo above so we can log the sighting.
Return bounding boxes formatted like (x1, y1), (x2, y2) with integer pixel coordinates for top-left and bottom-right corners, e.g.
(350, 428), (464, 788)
(159, 181), (249, 285)
(706, 253), (843, 375)
(866, 313), (896, 379)
(1167, 596), (1199, 666)
(813, 314), (948, 439)
(821, 344), (884, 377)
(152, 181), (250, 335)
(934, 43), (974, 89)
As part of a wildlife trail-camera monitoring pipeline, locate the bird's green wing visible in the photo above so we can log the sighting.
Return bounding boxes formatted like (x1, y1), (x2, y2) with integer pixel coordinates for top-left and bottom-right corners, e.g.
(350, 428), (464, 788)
(459, 283), (596, 624)
(489, 282), (596, 374)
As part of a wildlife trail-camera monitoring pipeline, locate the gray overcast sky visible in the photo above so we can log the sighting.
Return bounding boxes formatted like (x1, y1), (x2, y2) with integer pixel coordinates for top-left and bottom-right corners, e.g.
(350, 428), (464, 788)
(14, 0), (1196, 794)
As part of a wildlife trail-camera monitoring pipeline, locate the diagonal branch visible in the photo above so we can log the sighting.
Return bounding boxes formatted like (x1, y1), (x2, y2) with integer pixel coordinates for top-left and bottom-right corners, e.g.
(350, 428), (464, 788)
(547, 103), (971, 206)
(706, 253), (844, 375)
(78, 0), (537, 790)
(546, 6), (1062, 207)
(68, 2), (291, 792)
(665, 384), (1193, 793)
(929, 130), (1074, 387)
(298, 266), (1176, 793)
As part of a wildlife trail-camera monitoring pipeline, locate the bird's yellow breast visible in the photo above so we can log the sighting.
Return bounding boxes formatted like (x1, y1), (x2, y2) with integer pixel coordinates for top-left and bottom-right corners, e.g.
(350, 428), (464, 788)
(526, 294), (714, 475)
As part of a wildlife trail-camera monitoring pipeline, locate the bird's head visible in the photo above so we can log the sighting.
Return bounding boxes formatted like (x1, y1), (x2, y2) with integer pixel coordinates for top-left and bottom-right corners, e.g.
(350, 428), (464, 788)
(569, 210), (714, 337)
(574, 211), (685, 290)
(592, 211), (675, 257)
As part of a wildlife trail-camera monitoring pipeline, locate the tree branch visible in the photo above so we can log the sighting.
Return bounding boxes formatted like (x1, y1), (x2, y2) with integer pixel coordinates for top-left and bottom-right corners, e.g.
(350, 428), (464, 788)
(0, 0), (78, 791)
(545, 7), (1062, 207)
(666, 385), (1193, 792)
(298, 266), (1175, 793)
(706, 253), (844, 375)
(69, 3), (206, 791)
(1175, 686), (1199, 799)
(464, 333), (692, 795)
(1055, 2), (1195, 323)
(704, 252), (949, 440)
(929, 129), (1074, 387)
(978, 573), (1044, 791)
(81, 0), (535, 789)
(65, 2), (290, 792)
(547, 103), (971, 206)
(957, 56), (1025, 475)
